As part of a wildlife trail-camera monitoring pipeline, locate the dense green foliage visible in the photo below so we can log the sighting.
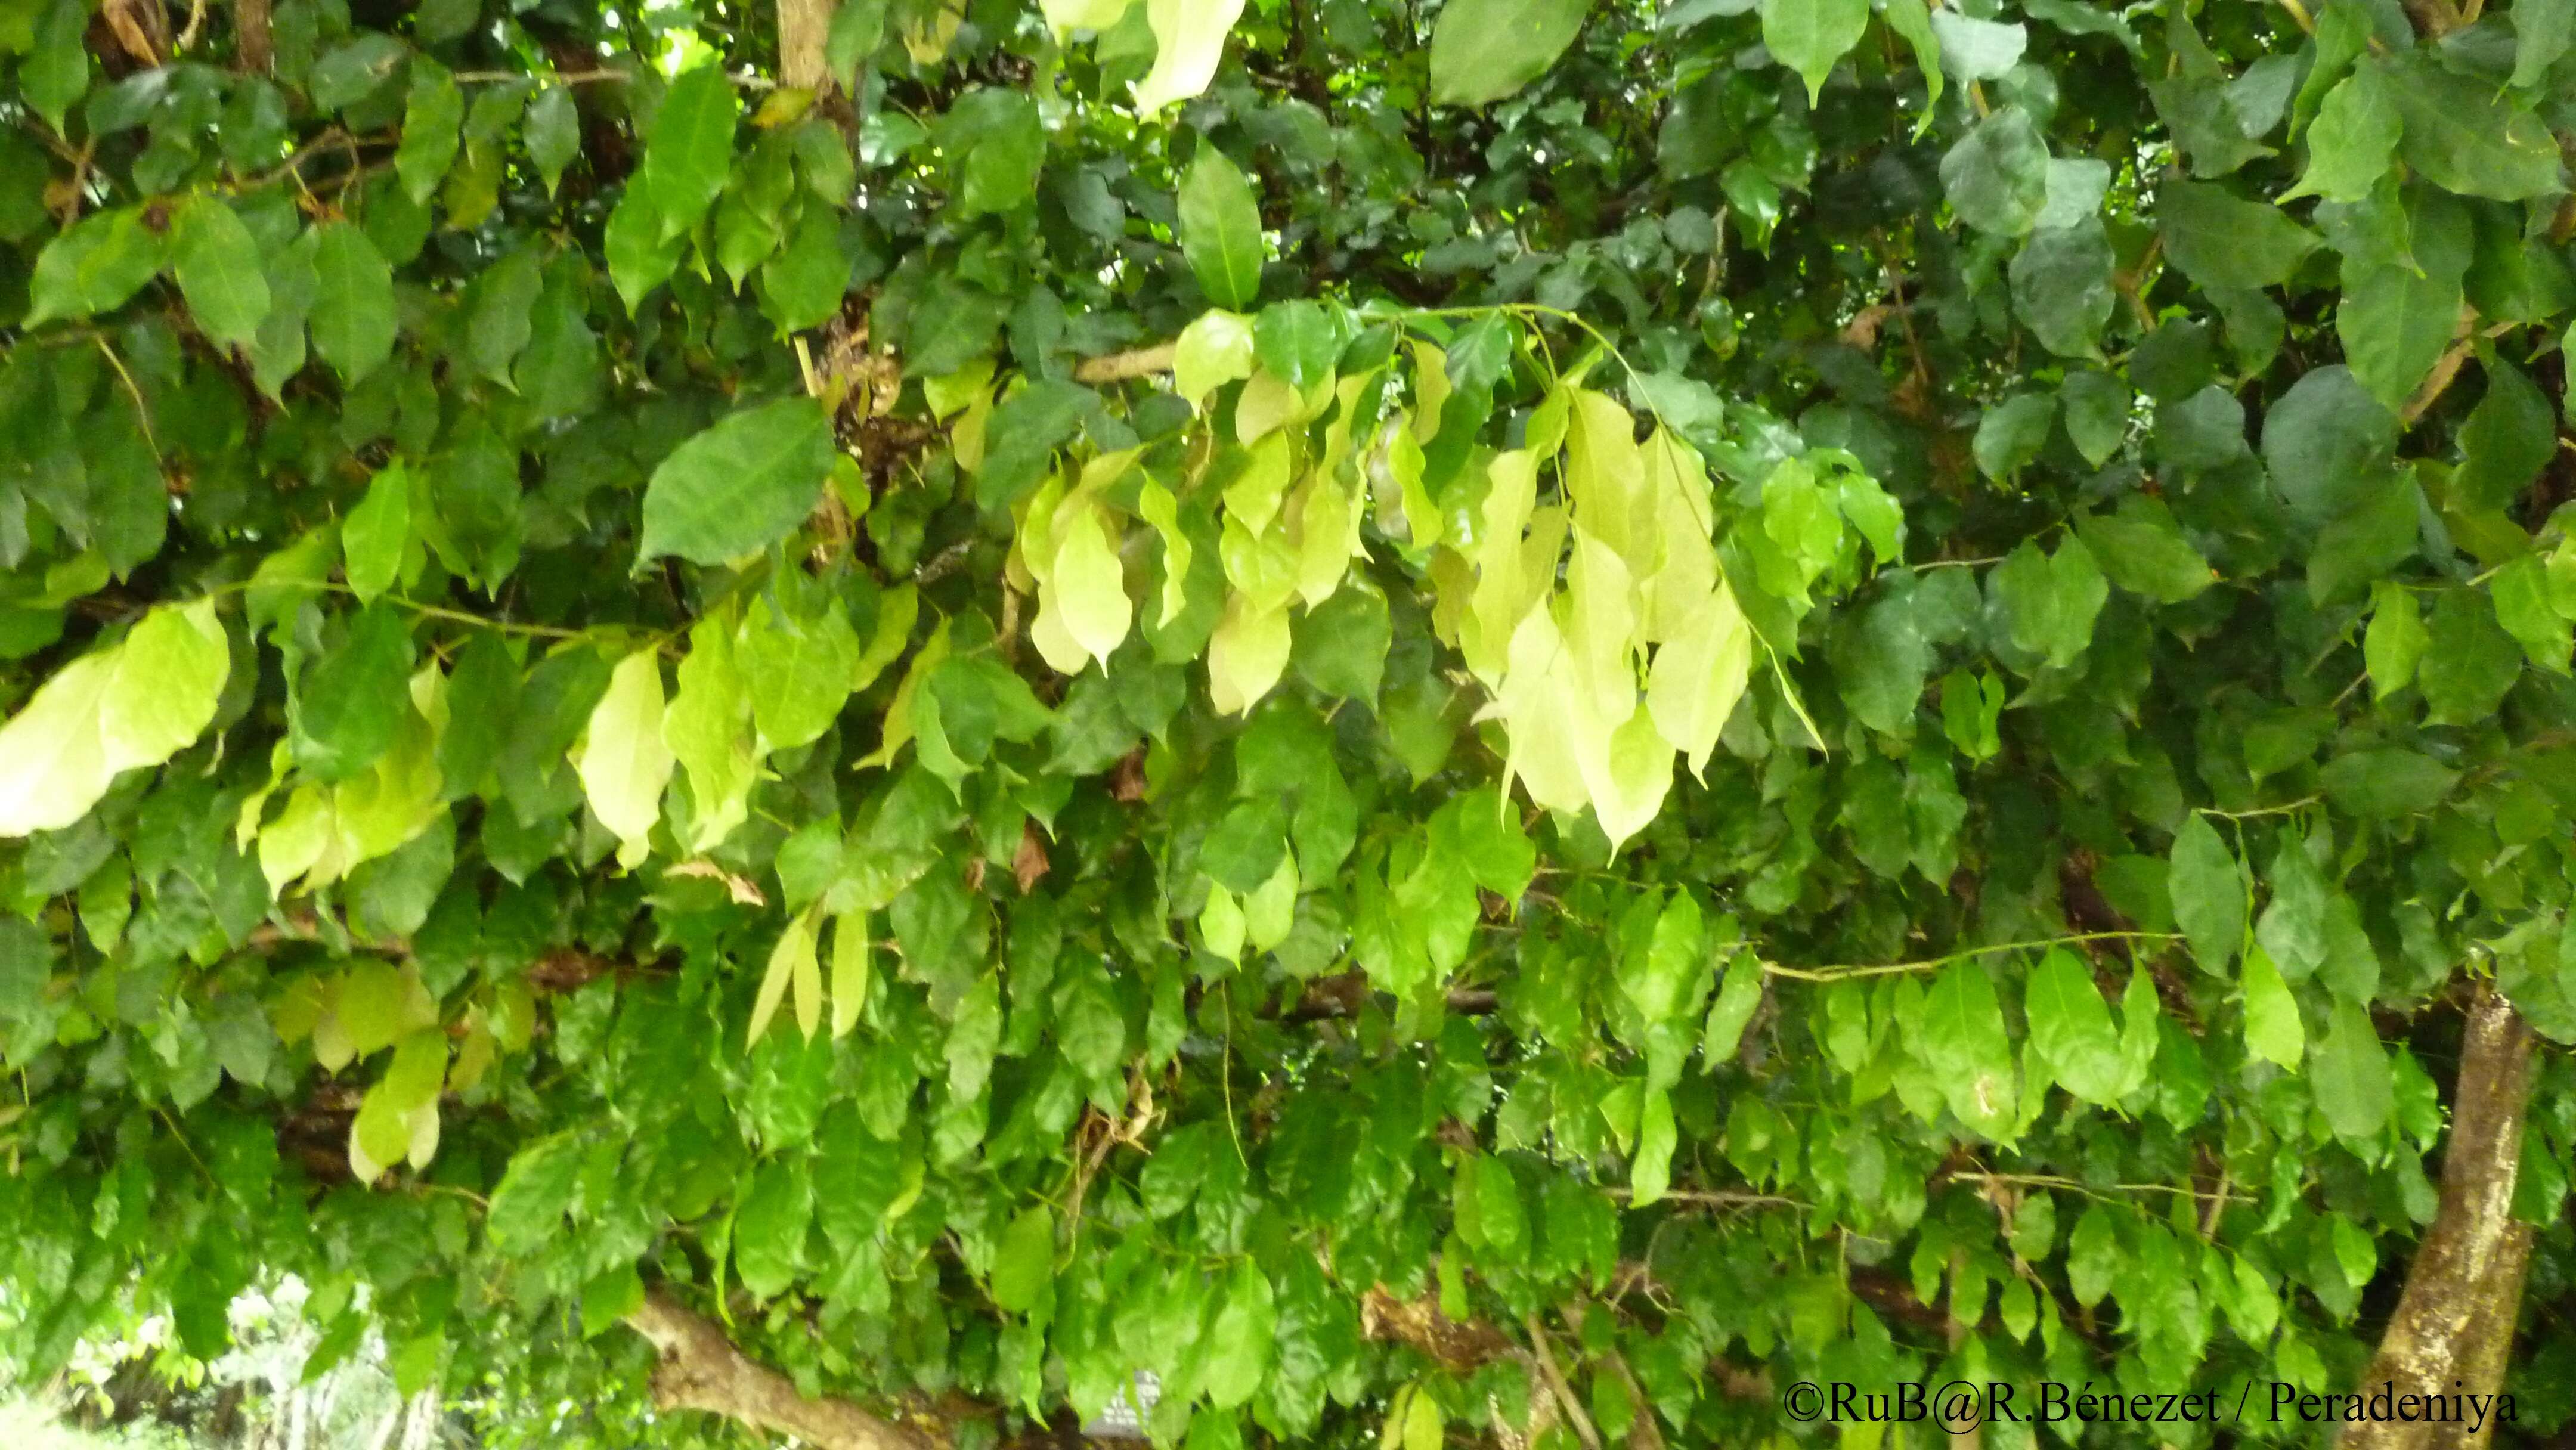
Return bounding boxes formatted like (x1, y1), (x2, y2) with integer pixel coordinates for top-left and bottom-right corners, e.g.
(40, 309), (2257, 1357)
(3, 0), (2576, 1445)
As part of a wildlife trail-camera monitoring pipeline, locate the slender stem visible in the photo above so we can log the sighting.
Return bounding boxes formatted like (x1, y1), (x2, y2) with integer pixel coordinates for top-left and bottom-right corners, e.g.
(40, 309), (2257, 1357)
(1764, 931), (2184, 983)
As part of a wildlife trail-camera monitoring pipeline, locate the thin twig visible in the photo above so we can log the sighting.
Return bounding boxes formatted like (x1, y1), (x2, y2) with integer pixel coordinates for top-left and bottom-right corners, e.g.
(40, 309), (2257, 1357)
(1521, 1313), (1605, 1450)
(1763, 931), (2183, 983)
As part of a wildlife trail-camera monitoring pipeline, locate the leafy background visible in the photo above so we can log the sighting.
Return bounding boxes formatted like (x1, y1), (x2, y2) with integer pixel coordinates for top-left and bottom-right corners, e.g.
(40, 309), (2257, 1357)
(2, 0), (2575, 1446)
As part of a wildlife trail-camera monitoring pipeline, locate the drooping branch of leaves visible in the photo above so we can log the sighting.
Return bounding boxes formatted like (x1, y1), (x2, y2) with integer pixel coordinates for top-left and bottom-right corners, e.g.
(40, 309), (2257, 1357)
(7, 1), (2576, 1448)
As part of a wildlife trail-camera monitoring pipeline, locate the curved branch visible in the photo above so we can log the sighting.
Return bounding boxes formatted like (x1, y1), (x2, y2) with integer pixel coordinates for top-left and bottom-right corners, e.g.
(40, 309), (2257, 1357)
(624, 1291), (941, 1450)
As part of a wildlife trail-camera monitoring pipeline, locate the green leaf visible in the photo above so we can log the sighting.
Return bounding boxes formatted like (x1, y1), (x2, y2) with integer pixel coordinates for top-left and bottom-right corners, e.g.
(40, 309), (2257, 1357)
(2312, 1000), (2392, 1143)
(170, 196), (272, 349)
(2418, 589), (2524, 727)
(2241, 946), (2303, 1069)
(310, 222), (398, 385)
(2169, 814), (2244, 975)
(1940, 107), (2051, 236)
(26, 207), (168, 328)
(2255, 842), (2328, 998)
(645, 64), (739, 237)
(639, 398), (839, 566)
(2365, 581), (2427, 700)
(2493, 554), (2569, 674)
(1992, 536), (2106, 669)
(485, 1134), (583, 1253)
(1290, 579), (1391, 704)
(1702, 951), (1764, 1061)
(989, 1205), (1055, 1313)
(1427, 0), (1587, 108)
(1973, 394), (2055, 481)
(2514, 0), (2575, 89)
(2282, 63), (2398, 203)
(1921, 962), (2018, 1139)
(2318, 749), (2458, 819)
(2077, 496), (2214, 603)
(2010, 219), (2116, 356)
(739, 594), (862, 752)
(2261, 365), (2399, 527)
(2026, 947), (2123, 1106)
(525, 85), (580, 194)
(1252, 300), (1346, 390)
(1178, 147), (1266, 309)
(943, 88), (1045, 218)
(2157, 181), (2318, 292)
(2457, 357), (2556, 512)
(1202, 1261), (1276, 1408)
(575, 649), (674, 869)
(293, 605), (416, 783)
(732, 1158), (814, 1298)
(1928, 11), (2025, 79)
(2385, 52), (2566, 201)
(1760, 0), (1868, 104)
(2058, 370), (2131, 466)
(396, 63), (465, 205)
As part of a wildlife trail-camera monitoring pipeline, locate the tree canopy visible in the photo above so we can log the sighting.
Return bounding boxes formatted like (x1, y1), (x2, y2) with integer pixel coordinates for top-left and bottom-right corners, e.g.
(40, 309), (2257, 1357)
(2, 0), (2575, 1447)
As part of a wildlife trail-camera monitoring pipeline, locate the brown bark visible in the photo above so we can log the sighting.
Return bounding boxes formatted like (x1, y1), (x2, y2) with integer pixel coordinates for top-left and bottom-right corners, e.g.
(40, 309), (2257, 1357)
(234, 0), (270, 72)
(779, 0), (837, 95)
(1073, 342), (1179, 384)
(624, 1291), (940, 1450)
(2338, 984), (2538, 1450)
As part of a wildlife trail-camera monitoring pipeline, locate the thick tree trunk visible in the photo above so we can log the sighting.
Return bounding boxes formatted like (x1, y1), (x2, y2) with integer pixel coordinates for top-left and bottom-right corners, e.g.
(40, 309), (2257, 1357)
(779, 0), (835, 94)
(624, 1291), (938, 1450)
(2339, 984), (2538, 1450)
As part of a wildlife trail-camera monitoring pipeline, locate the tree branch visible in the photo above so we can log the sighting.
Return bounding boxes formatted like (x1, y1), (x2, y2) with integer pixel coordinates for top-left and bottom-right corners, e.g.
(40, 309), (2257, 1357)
(1073, 343), (1178, 385)
(2337, 982), (2537, 1450)
(624, 1291), (940, 1450)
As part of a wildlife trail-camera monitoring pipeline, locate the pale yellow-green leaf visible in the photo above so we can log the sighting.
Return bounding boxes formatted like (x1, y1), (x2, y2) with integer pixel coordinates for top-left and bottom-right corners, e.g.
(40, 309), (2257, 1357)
(1235, 369), (1302, 443)
(258, 784), (336, 896)
(1051, 503), (1134, 671)
(1463, 450), (1543, 686)
(405, 1099), (441, 1170)
(0, 652), (117, 837)
(1208, 596), (1292, 714)
(1637, 429), (1718, 639)
(1243, 850), (1298, 952)
(662, 610), (757, 853)
(1131, 0), (1246, 112)
(1293, 476), (1358, 606)
(922, 357), (996, 419)
(1647, 579), (1753, 778)
(1584, 709), (1674, 854)
(576, 649), (675, 869)
(1043, 0), (1137, 34)
(1219, 512), (1302, 613)
(101, 598), (230, 774)
(1566, 528), (1640, 727)
(793, 909), (824, 1039)
(1226, 432), (1294, 535)
(1014, 468), (1072, 591)
(1199, 882), (1246, 958)
(1566, 388), (1652, 566)
(1408, 340), (1451, 443)
(1137, 478), (1194, 628)
(749, 907), (819, 1047)
(829, 912), (871, 1039)
(1493, 603), (1591, 816)
(1174, 308), (1256, 408)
